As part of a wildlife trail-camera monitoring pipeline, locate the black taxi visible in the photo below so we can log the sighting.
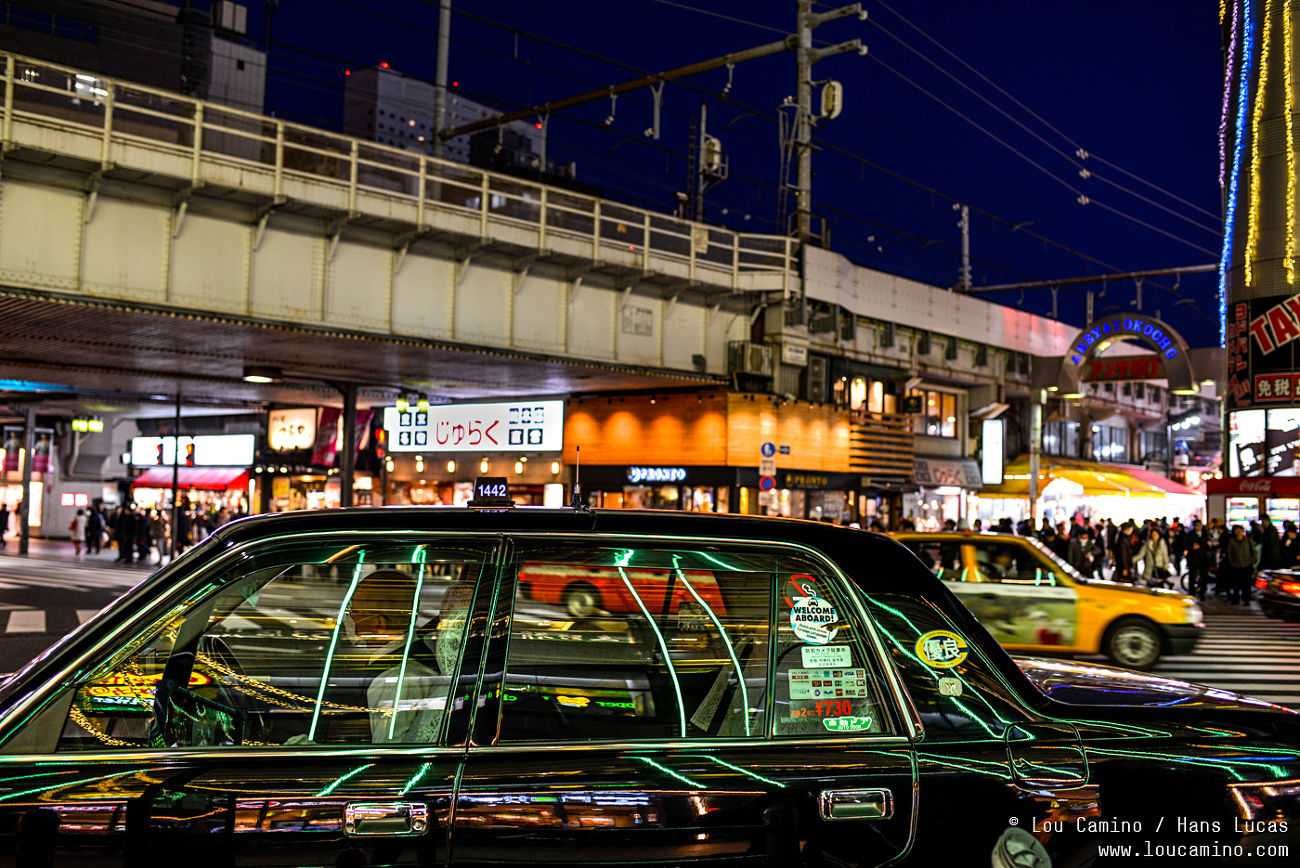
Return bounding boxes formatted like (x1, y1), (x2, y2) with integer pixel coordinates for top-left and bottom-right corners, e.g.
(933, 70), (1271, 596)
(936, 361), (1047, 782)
(0, 505), (1297, 867)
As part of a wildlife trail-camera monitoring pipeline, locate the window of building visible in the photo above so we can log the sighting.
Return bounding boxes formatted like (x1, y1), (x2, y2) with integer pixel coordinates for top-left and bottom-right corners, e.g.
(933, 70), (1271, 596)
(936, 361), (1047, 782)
(1140, 428), (1167, 460)
(908, 389), (958, 438)
(498, 543), (891, 742)
(236, 59), (246, 71)
(1092, 425), (1128, 462)
(1043, 420), (1078, 457)
(56, 539), (489, 750)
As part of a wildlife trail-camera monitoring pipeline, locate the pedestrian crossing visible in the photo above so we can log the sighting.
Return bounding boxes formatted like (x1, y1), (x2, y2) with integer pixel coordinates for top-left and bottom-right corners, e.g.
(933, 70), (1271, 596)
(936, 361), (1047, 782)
(1150, 607), (1300, 708)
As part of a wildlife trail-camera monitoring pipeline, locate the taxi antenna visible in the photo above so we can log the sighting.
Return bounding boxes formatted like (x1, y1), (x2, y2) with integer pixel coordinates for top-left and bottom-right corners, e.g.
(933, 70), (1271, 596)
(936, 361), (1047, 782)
(570, 445), (588, 511)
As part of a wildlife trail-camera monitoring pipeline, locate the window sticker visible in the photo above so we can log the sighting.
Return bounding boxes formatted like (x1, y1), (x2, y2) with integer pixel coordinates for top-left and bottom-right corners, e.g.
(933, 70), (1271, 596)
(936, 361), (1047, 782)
(938, 676), (963, 696)
(790, 699), (857, 718)
(915, 629), (969, 669)
(787, 576), (840, 645)
(789, 667), (870, 700)
(822, 716), (873, 733)
(800, 644), (852, 667)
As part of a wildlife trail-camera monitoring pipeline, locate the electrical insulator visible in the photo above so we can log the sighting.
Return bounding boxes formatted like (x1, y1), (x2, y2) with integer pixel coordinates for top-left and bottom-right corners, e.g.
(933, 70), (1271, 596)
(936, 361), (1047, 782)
(819, 81), (844, 120)
(702, 134), (723, 173)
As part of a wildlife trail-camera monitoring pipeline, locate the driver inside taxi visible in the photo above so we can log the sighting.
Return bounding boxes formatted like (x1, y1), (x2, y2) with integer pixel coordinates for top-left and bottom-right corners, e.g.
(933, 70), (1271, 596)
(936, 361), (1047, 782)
(288, 568), (473, 745)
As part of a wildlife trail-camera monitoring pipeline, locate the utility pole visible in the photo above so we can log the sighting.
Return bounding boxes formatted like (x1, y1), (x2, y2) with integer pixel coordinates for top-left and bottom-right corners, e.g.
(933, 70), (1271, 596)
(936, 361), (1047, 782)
(792, 2), (865, 244)
(432, 0), (452, 160)
(955, 203), (971, 292)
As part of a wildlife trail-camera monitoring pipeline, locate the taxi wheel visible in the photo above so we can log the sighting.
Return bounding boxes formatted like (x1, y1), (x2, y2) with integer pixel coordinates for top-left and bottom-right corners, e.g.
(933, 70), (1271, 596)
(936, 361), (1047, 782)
(563, 582), (601, 617)
(1103, 617), (1162, 670)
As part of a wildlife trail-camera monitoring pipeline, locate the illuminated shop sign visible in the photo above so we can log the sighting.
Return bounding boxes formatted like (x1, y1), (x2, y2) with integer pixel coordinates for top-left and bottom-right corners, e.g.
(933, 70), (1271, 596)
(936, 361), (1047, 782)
(383, 400), (564, 452)
(1229, 295), (1300, 409)
(626, 466), (687, 483)
(1228, 409), (1300, 477)
(1069, 315), (1180, 365)
(268, 408), (318, 452)
(130, 435), (255, 467)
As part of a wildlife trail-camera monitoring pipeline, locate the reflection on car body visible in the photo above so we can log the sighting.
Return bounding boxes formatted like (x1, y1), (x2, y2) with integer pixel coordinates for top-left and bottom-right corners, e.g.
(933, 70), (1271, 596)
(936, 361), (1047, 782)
(0, 507), (1295, 867)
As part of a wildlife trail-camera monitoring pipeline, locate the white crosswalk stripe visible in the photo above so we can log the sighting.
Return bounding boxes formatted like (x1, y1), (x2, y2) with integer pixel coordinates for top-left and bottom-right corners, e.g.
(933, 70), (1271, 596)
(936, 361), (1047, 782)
(1149, 603), (1300, 708)
(5, 610), (46, 633)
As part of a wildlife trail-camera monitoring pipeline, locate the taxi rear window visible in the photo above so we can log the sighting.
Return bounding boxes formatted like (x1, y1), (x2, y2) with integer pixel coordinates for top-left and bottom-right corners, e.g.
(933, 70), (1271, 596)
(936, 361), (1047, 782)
(497, 542), (894, 742)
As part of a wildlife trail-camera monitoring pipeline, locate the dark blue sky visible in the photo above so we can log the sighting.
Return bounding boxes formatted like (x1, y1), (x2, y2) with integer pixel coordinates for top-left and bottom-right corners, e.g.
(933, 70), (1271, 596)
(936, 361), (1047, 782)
(244, 0), (1223, 347)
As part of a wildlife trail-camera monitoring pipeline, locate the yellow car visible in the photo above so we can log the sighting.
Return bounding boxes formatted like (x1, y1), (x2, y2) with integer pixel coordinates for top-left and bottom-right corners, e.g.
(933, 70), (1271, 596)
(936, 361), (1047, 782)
(891, 531), (1203, 669)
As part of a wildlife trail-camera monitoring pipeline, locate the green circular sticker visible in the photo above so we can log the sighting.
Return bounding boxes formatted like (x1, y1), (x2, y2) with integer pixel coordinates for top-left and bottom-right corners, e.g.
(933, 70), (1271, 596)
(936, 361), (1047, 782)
(915, 629), (969, 669)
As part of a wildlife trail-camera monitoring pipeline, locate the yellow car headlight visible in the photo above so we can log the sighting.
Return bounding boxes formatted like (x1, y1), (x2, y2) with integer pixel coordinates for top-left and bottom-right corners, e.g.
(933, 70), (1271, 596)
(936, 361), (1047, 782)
(1185, 601), (1204, 625)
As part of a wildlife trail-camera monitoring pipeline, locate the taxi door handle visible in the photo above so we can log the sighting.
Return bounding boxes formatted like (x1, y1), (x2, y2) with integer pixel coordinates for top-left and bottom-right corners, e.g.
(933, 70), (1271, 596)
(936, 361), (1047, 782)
(344, 801), (429, 837)
(818, 788), (892, 821)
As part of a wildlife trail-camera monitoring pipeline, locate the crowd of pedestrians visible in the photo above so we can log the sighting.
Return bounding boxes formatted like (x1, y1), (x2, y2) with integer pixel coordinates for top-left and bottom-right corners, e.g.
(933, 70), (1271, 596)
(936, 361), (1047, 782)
(0, 499), (245, 565)
(999, 513), (1295, 605)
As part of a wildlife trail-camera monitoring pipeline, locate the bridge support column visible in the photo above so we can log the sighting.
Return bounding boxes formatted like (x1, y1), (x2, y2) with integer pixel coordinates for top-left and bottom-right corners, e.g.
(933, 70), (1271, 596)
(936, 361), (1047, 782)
(339, 383), (358, 509)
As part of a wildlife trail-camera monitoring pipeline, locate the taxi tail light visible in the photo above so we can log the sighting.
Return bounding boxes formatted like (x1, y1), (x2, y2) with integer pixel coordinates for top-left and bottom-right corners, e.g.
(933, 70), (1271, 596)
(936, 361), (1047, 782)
(1280, 581), (1300, 595)
(1256, 577), (1270, 589)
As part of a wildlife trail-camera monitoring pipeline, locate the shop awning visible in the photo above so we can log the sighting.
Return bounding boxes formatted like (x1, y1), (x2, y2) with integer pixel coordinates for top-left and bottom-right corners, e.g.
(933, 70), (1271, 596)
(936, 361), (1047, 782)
(913, 456), (982, 489)
(980, 456), (1198, 499)
(131, 466), (250, 491)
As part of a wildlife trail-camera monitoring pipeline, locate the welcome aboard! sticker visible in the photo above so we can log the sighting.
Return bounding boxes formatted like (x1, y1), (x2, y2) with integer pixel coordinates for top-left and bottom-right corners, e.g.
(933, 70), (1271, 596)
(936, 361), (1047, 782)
(786, 575), (839, 645)
(914, 629), (969, 669)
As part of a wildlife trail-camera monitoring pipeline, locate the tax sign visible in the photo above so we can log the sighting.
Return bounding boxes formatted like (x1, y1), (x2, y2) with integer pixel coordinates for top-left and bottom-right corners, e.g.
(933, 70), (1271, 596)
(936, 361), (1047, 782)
(1081, 355), (1165, 382)
(383, 400), (564, 452)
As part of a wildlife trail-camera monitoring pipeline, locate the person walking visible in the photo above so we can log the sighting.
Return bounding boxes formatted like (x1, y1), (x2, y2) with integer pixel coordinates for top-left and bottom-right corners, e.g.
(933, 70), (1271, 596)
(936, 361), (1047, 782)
(1185, 519), (1213, 601)
(1067, 527), (1099, 578)
(1224, 524), (1258, 605)
(86, 506), (103, 554)
(114, 505), (134, 564)
(1113, 524), (1137, 584)
(0, 502), (7, 550)
(1138, 526), (1172, 588)
(1260, 514), (1283, 571)
(1169, 520), (1187, 578)
(135, 507), (153, 564)
(70, 509), (87, 556)
(1281, 522), (1300, 569)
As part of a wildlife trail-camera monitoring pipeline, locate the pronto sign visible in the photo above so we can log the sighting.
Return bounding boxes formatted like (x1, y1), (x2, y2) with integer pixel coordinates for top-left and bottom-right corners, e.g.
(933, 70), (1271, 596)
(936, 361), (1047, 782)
(1059, 312), (1194, 394)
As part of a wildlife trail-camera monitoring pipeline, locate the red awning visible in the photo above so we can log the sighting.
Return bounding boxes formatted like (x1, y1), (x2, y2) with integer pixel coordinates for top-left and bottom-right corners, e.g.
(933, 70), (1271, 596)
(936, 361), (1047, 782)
(131, 466), (250, 491)
(1120, 465), (1201, 496)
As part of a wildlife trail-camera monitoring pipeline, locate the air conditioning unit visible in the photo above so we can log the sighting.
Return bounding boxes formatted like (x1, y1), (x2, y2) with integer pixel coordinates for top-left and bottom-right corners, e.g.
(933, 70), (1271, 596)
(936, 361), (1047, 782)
(727, 341), (774, 378)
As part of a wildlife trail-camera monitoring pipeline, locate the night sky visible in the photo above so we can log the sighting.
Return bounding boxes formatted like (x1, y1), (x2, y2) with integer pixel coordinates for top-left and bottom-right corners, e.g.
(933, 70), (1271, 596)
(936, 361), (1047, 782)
(242, 0), (1223, 348)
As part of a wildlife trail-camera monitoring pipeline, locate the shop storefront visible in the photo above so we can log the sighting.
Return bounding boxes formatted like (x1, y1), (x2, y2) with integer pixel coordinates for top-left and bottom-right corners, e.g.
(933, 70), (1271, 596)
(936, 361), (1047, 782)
(1, 424), (52, 534)
(576, 465), (734, 512)
(1205, 477), (1300, 526)
(381, 399), (565, 506)
(128, 435), (256, 515)
(564, 390), (858, 520)
(909, 456), (983, 530)
(257, 407), (376, 511)
(978, 455), (1203, 526)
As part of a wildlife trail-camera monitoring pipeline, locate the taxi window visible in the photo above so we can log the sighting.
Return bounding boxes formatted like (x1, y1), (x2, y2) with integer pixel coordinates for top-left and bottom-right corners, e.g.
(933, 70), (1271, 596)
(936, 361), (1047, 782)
(497, 543), (893, 742)
(973, 542), (1060, 587)
(56, 539), (488, 751)
(900, 540), (965, 582)
(773, 560), (891, 737)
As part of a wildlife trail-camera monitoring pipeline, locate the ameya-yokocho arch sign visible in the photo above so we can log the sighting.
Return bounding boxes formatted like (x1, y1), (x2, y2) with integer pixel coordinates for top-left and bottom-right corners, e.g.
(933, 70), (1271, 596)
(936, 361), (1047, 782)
(1055, 312), (1196, 395)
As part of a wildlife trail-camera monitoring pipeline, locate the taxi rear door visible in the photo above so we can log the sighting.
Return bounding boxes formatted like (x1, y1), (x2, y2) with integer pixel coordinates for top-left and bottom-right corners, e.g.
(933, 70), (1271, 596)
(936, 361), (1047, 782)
(450, 535), (917, 867)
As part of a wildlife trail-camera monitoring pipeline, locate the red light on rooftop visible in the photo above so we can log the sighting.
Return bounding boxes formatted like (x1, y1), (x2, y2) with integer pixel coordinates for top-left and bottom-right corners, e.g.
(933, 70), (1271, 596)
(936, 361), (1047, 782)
(344, 69), (351, 76)
(379, 62), (390, 69)
(534, 122), (543, 129)
(452, 81), (458, 87)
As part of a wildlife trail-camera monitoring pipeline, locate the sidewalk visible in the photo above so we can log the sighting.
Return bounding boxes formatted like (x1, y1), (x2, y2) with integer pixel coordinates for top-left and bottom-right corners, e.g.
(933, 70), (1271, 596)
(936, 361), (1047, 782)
(0, 535), (164, 570)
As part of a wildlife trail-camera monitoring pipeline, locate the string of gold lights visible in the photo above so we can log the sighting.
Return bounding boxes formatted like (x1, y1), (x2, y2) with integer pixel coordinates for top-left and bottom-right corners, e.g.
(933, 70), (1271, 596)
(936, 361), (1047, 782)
(1283, 0), (1297, 284)
(1246, 0), (1275, 287)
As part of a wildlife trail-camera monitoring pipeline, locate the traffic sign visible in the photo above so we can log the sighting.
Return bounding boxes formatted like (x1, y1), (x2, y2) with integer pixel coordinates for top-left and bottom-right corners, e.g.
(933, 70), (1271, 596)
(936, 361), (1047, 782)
(759, 457), (777, 476)
(759, 475), (776, 491)
(760, 441), (776, 457)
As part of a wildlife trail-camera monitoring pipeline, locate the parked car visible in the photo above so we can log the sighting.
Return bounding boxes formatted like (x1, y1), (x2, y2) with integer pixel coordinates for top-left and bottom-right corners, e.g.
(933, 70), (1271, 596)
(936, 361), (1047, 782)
(0, 507), (1294, 867)
(892, 531), (1202, 669)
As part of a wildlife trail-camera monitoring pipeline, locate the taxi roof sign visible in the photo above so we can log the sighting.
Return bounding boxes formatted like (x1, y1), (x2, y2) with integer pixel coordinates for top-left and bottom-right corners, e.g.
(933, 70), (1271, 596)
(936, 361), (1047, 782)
(469, 476), (514, 509)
